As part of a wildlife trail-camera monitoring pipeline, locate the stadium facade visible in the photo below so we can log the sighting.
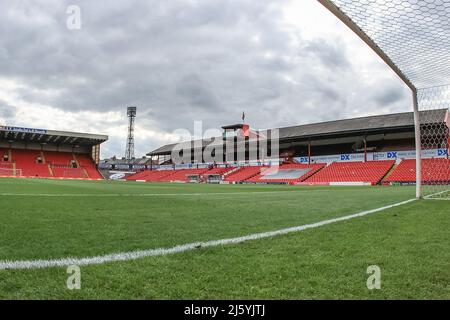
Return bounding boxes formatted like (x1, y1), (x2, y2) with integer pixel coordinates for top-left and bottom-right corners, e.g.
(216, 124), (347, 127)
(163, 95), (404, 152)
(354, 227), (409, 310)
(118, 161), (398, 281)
(120, 109), (449, 186)
(146, 109), (449, 165)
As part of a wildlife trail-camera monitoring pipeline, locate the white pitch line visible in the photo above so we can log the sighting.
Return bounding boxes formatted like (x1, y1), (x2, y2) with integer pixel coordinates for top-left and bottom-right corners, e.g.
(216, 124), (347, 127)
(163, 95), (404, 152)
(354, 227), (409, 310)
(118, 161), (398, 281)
(0, 190), (329, 197)
(423, 190), (450, 200)
(0, 198), (416, 270)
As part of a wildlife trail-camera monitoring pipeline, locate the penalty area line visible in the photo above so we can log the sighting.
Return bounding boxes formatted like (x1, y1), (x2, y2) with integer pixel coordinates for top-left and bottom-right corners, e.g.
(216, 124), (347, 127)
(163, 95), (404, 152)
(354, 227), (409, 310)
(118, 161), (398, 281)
(0, 198), (417, 270)
(0, 190), (330, 197)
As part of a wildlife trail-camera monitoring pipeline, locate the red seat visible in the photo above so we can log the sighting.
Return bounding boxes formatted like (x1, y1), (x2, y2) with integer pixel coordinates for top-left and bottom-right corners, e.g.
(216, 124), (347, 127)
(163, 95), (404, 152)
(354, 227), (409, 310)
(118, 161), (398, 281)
(45, 151), (102, 179)
(0, 148), (103, 179)
(224, 166), (265, 182)
(45, 151), (75, 167)
(305, 161), (395, 185)
(246, 163), (325, 184)
(127, 169), (178, 182)
(203, 167), (236, 175)
(11, 149), (51, 178)
(384, 159), (450, 183)
(75, 154), (104, 179)
(158, 168), (209, 182)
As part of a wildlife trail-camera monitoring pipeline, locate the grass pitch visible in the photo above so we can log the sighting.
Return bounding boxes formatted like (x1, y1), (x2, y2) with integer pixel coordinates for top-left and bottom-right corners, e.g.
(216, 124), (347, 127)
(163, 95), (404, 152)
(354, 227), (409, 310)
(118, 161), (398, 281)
(0, 178), (448, 299)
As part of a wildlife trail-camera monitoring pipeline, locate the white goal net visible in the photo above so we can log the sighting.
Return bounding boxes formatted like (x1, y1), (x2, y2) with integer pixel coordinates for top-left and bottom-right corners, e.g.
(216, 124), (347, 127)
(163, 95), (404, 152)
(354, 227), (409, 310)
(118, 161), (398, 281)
(62, 168), (86, 179)
(0, 168), (22, 177)
(418, 87), (450, 199)
(318, 0), (450, 199)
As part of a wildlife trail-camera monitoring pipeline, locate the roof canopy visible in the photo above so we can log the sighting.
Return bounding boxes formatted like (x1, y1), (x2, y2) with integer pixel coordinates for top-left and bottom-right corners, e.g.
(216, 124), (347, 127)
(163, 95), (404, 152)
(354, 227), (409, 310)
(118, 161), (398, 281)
(0, 126), (108, 146)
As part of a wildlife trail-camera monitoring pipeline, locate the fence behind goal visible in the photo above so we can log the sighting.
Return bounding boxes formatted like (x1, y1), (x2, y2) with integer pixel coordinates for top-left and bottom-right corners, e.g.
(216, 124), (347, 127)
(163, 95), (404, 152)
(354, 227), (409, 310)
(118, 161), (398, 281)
(318, 0), (450, 199)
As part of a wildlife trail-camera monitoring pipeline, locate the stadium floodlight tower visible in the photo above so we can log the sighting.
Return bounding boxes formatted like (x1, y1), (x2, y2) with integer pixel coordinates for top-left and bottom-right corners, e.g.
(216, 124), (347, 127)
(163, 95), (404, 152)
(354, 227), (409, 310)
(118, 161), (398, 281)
(316, 0), (450, 199)
(125, 106), (137, 162)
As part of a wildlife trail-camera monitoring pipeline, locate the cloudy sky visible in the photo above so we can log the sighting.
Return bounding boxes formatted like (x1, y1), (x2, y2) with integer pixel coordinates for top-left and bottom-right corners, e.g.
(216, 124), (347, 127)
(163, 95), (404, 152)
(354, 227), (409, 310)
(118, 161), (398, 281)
(0, 0), (412, 158)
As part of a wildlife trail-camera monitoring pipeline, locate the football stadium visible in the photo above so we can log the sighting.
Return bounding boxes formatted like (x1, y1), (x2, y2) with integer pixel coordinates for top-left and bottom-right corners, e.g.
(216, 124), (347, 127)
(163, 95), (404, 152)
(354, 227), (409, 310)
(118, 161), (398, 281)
(0, 109), (449, 300)
(0, 0), (449, 303)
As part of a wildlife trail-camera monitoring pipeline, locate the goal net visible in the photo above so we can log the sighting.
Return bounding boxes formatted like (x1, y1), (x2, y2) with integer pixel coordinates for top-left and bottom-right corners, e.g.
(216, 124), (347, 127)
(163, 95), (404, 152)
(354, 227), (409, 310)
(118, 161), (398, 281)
(318, 0), (450, 199)
(62, 168), (86, 179)
(0, 168), (22, 177)
(418, 87), (450, 199)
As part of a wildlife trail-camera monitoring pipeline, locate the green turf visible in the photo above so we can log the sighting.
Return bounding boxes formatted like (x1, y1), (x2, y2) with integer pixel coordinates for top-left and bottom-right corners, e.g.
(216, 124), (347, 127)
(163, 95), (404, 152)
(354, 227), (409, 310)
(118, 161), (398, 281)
(0, 178), (448, 299)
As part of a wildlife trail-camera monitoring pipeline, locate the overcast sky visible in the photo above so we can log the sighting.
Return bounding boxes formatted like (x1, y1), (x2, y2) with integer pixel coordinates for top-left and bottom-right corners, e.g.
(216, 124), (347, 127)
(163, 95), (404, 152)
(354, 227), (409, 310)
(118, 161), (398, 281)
(0, 0), (412, 158)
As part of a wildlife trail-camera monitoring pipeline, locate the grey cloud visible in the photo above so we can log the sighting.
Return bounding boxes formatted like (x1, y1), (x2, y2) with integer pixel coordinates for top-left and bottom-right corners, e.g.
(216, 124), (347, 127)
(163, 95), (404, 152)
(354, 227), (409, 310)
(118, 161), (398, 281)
(373, 85), (408, 106)
(303, 38), (351, 70)
(0, 100), (16, 120)
(175, 74), (221, 110)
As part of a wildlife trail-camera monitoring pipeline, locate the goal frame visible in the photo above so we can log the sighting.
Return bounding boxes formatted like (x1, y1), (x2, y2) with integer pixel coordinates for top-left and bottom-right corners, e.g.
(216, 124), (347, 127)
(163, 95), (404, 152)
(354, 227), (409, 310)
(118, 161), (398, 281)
(0, 167), (22, 177)
(317, 0), (424, 198)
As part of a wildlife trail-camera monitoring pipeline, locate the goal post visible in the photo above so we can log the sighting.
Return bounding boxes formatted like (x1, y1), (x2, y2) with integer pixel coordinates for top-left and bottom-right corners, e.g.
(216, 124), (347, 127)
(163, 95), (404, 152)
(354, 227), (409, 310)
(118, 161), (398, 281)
(412, 90), (422, 199)
(316, 0), (450, 199)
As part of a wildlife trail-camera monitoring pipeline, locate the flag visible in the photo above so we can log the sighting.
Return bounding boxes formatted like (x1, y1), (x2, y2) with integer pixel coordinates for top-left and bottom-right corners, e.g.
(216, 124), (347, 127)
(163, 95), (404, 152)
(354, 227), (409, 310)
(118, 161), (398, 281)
(242, 111), (245, 123)
(243, 124), (250, 137)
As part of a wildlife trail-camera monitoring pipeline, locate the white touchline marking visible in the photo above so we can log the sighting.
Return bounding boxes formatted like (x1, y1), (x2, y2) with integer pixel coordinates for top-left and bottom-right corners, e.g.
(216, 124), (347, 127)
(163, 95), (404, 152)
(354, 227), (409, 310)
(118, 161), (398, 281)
(0, 190), (329, 197)
(0, 198), (416, 270)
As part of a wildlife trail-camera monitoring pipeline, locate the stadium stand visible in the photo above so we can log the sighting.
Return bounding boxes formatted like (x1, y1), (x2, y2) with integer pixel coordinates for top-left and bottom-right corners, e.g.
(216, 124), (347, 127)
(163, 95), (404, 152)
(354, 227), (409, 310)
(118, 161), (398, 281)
(76, 154), (104, 179)
(142, 109), (448, 187)
(224, 166), (265, 183)
(126, 169), (177, 182)
(127, 166), (238, 183)
(106, 110), (450, 186)
(384, 159), (450, 183)
(126, 158), (450, 185)
(246, 163), (325, 184)
(159, 169), (209, 182)
(11, 149), (52, 178)
(304, 161), (395, 185)
(0, 126), (107, 180)
(4, 149), (103, 179)
(203, 167), (236, 176)
(45, 151), (76, 167)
